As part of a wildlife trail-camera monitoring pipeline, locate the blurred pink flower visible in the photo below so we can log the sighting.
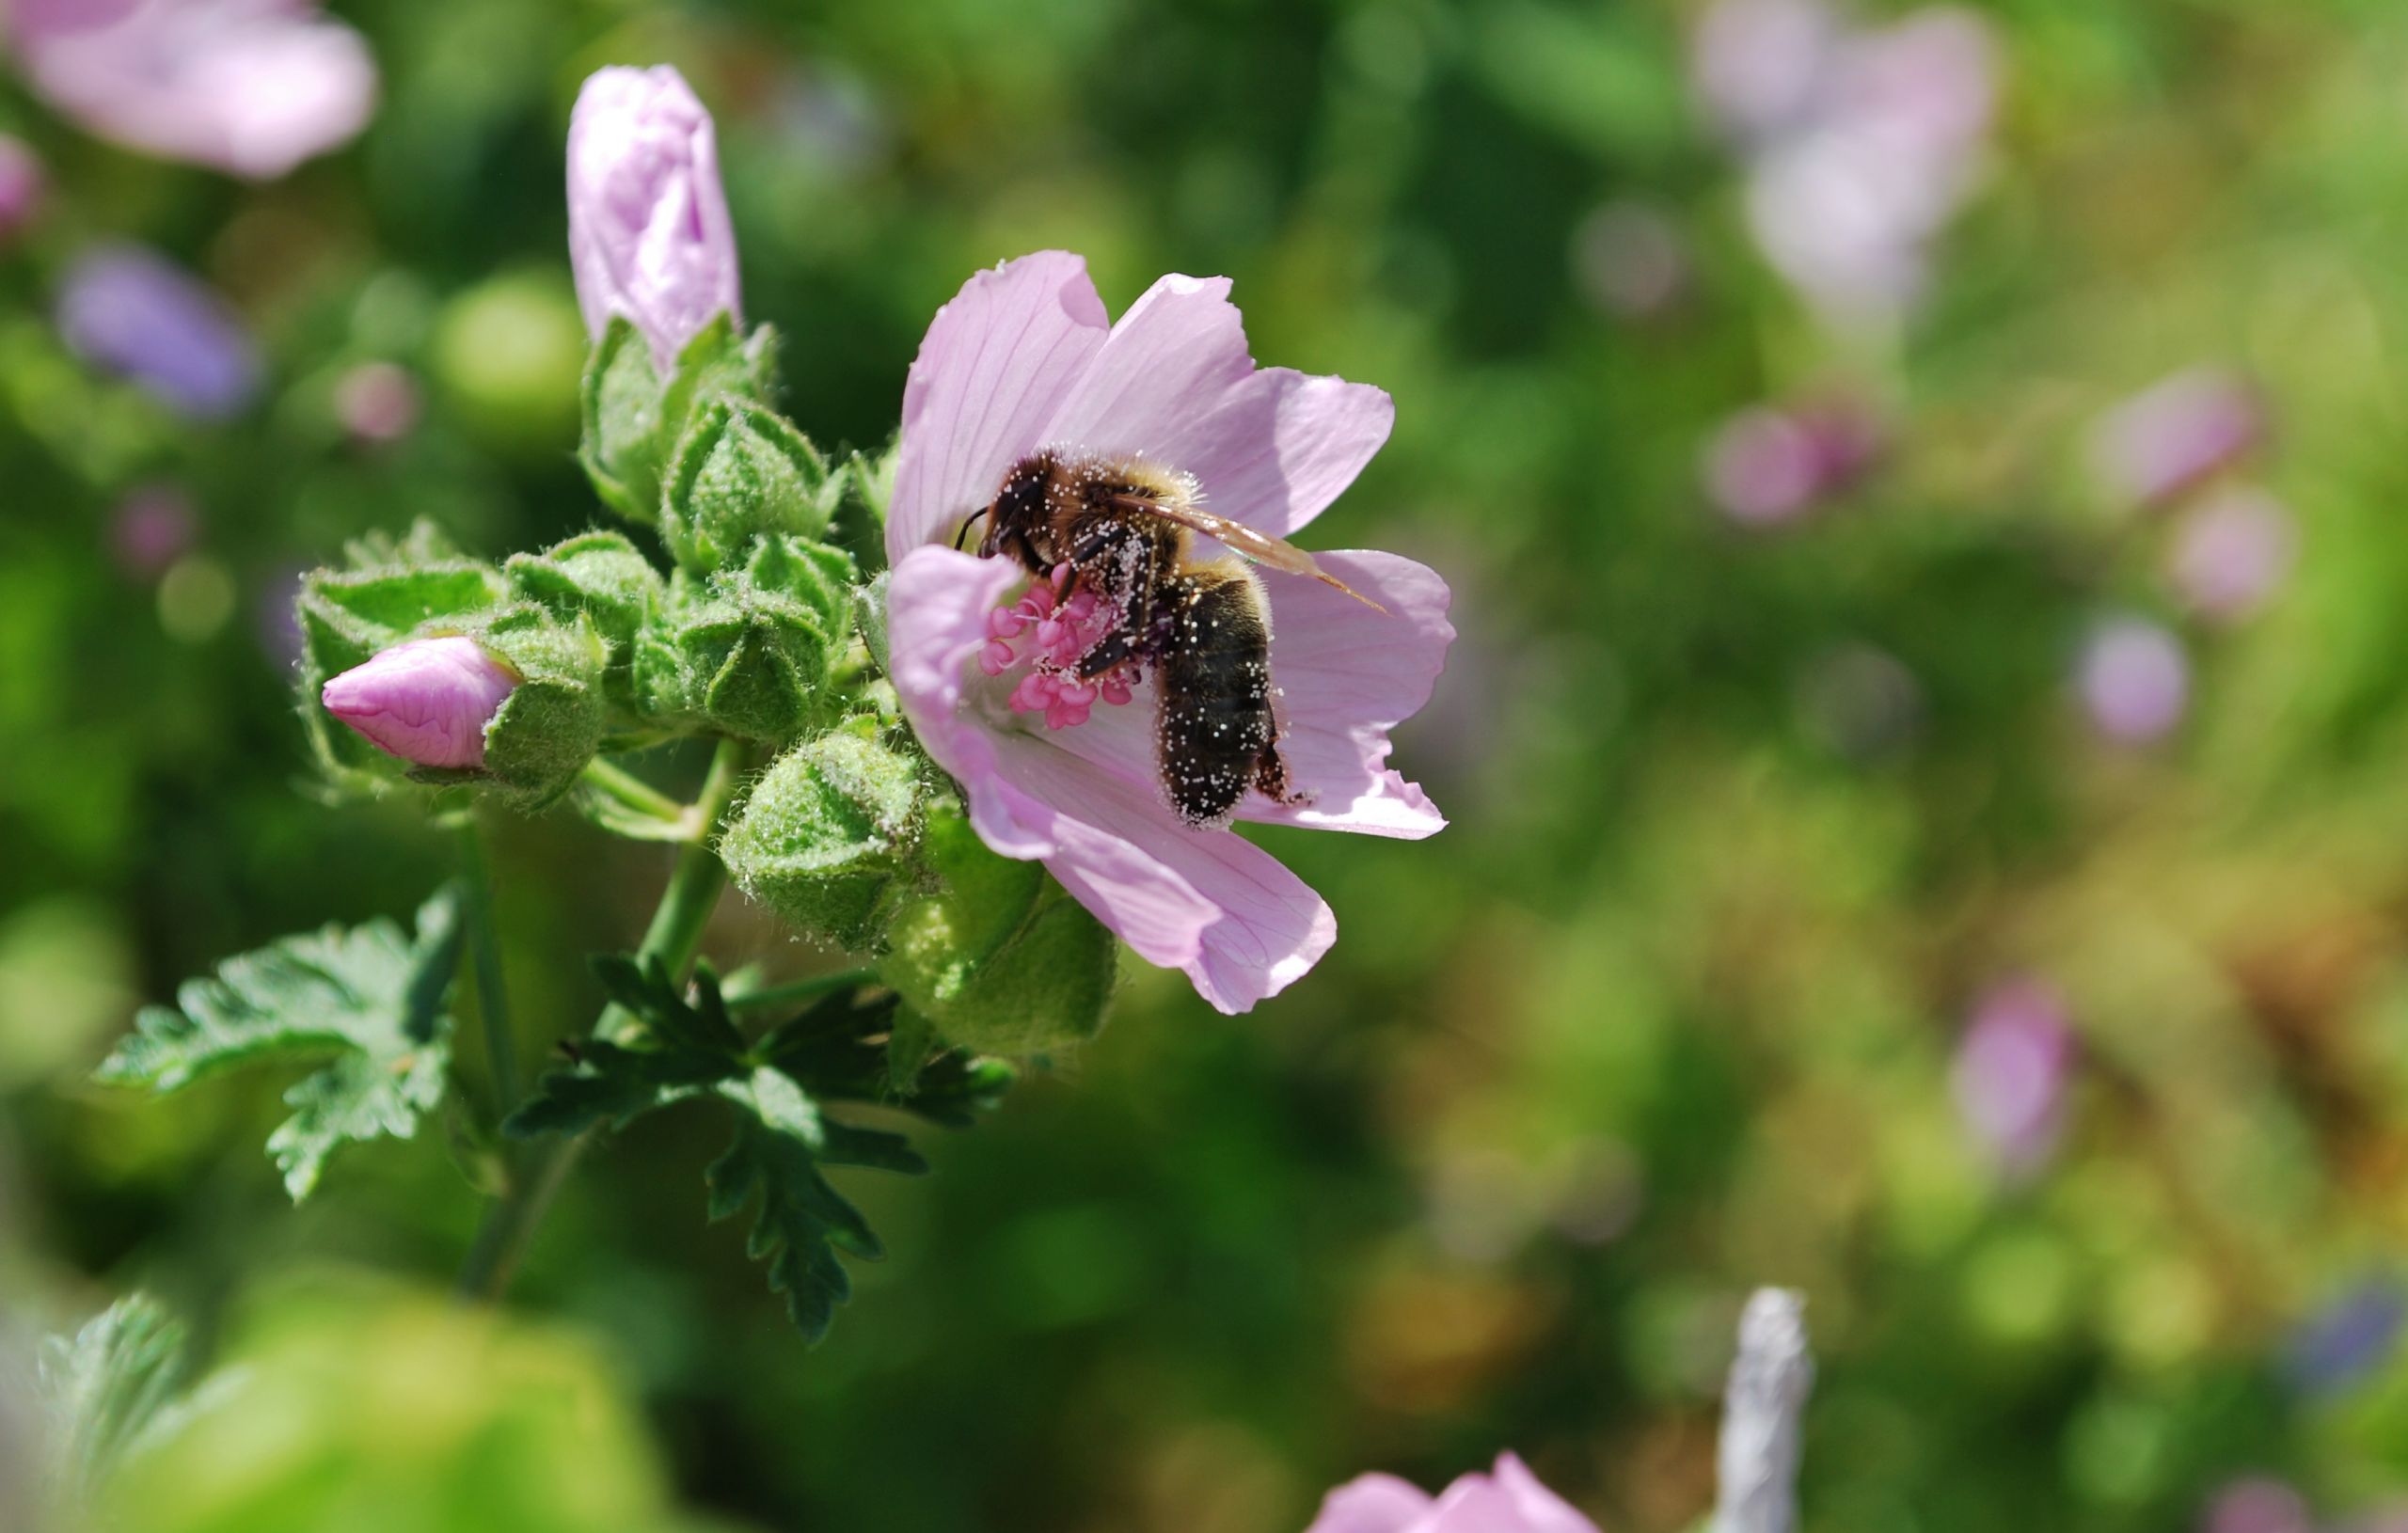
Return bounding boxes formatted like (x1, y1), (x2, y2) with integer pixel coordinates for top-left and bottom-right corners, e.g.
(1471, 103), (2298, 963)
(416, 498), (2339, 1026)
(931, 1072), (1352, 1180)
(884, 251), (1450, 1014)
(1951, 977), (2075, 1176)
(566, 64), (741, 369)
(1695, 0), (1998, 325)
(6, 0), (375, 180)
(108, 482), (198, 577)
(1703, 396), (1882, 526)
(1571, 200), (1688, 321)
(2169, 485), (2294, 623)
(2198, 1479), (2313, 1533)
(321, 635), (517, 770)
(2093, 368), (2262, 510)
(333, 360), (422, 445)
(1306, 1454), (1597, 1533)
(0, 134), (44, 242)
(2076, 617), (2189, 745)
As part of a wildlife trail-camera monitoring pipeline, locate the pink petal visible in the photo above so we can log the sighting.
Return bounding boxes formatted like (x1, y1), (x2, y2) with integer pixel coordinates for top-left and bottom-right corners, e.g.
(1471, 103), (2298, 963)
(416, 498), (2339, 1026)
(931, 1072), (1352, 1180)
(887, 546), (1217, 973)
(1305, 1475), (1438, 1533)
(1237, 551), (1451, 839)
(1159, 366), (1395, 539)
(887, 252), (1110, 561)
(1039, 273), (1257, 462)
(320, 635), (517, 770)
(1487, 1454), (1601, 1533)
(988, 737), (1334, 1014)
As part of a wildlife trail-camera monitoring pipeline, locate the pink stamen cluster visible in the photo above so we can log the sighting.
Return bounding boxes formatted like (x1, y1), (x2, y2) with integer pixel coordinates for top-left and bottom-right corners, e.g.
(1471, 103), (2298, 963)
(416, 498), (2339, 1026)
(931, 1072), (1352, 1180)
(975, 562), (1139, 730)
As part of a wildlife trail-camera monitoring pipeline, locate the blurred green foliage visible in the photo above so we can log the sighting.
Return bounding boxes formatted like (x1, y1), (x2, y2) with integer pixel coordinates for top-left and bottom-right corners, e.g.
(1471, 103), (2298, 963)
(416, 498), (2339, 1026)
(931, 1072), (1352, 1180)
(9, 0), (2408, 1530)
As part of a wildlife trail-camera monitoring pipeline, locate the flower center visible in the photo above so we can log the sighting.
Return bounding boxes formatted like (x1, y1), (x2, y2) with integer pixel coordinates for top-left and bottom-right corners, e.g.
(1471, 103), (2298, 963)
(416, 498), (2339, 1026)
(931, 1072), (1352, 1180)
(974, 562), (1142, 732)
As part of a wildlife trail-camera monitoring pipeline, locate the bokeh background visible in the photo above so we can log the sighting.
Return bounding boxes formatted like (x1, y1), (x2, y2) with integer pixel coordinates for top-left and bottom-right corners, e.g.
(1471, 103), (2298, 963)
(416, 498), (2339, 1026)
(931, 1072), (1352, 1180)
(8, 0), (2408, 1529)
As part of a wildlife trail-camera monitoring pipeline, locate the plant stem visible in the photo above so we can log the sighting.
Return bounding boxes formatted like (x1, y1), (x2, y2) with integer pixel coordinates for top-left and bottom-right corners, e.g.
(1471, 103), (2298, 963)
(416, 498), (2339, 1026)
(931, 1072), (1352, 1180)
(455, 820), (520, 1115)
(722, 967), (880, 1013)
(456, 736), (749, 1303)
(577, 757), (704, 838)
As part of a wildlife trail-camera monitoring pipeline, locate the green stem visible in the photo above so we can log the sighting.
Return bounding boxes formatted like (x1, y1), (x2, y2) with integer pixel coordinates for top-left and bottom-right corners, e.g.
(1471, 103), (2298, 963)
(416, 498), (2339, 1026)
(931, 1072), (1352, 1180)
(723, 968), (880, 1014)
(578, 757), (702, 837)
(455, 821), (520, 1115)
(456, 736), (749, 1303)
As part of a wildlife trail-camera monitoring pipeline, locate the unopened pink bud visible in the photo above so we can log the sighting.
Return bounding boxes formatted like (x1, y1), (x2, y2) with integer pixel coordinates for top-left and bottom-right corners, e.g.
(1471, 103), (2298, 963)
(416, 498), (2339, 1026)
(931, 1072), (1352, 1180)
(321, 635), (518, 769)
(566, 64), (741, 368)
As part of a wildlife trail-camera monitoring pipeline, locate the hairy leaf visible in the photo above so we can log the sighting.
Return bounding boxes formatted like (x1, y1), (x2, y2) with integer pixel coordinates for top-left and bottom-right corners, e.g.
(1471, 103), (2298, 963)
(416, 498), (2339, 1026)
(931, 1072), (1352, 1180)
(37, 1293), (188, 1501)
(97, 890), (465, 1199)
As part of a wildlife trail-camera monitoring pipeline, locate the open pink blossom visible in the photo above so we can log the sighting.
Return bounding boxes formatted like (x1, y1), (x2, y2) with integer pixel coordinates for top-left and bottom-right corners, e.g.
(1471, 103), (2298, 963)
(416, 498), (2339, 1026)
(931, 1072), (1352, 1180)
(1306, 1454), (1598, 1533)
(321, 635), (517, 770)
(884, 252), (1450, 1014)
(7, 0), (376, 181)
(567, 64), (741, 369)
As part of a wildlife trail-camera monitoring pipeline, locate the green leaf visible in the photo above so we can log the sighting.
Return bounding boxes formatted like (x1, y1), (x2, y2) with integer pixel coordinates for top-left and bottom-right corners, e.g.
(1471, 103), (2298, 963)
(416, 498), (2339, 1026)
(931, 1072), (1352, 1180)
(502, 955), (748, 1138)
(37, 1293), (189, 1502)
(97, 890), (466, 1200)
(706, 1066), (895, 1342)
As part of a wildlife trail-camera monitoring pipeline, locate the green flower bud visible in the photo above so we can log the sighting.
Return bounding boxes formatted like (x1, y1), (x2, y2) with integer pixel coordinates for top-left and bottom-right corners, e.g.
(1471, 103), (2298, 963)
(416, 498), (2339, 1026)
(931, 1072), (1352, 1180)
(639, 535), (857, 742)
(463, 607), (610, 806)
(661, 398), (844, 571)
(722, 731), (923, 951)
(504, 530), (668, 720)
(877, 804), (1115, 1056)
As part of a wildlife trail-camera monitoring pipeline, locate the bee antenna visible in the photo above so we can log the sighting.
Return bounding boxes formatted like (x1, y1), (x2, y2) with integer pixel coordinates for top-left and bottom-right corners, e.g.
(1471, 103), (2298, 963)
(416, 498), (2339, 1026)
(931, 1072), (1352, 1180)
(954, 506), (990, 551)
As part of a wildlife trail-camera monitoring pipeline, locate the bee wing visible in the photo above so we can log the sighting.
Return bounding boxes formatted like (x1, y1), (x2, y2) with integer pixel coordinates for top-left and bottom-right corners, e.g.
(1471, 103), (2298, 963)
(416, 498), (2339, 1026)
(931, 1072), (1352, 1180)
(1112, 496), (1388, 613)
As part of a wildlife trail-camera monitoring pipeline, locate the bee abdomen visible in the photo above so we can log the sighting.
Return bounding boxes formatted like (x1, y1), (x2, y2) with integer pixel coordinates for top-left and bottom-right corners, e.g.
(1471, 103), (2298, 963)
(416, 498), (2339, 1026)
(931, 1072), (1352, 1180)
(1155, 565), (1278, 830)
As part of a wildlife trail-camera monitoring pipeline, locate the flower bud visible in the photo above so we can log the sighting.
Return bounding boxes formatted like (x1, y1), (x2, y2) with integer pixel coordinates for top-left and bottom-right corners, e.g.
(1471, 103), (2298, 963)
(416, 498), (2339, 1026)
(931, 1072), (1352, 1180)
(567, 65), (741, 370)
(321, 635), (518, 769)
(723, 732), (923, 951)
(661, 397), (841, 570)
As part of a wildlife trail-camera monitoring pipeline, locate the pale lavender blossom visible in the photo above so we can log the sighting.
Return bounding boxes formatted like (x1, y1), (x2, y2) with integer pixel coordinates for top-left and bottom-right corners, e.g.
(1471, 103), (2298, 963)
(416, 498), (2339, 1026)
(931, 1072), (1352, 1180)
(1305, 1454), (1596, 1533)
(320, 635), (518, 770)
(2169, 485), (2293, 622)
(885, 252), (1450, 1014)
(6, 0), (376, 180)
(1951, 978), (2075, 1176)
(1695, 0), (1998, 326)
(55, 244), (261, 419)
(1703, 397), (1881, 526)
(0, 134), (44, 243)
(566, 64), (741, 369)
(108, 482), (198, 577)
(2093, 369), (2262, 510)
(2077, 617), (2189, 745)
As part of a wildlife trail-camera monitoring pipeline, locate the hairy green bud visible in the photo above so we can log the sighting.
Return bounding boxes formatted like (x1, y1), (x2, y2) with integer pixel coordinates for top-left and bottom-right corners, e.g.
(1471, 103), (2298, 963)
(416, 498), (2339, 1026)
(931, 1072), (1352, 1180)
(662, 398), (844, 571)
(723, 731), (923, 951)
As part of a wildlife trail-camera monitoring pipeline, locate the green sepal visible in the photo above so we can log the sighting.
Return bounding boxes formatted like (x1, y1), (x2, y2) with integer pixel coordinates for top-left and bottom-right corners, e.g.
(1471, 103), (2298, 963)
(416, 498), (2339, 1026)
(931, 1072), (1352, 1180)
(661, 397), (846, 571)
(449, 607), (610, 809)
(876, 801), (1117, 1056)
(96, 889), (465, 1200)
(722, 731), (924, 952)
(578, 312), (783, 527)
(502, 529), (667, 722)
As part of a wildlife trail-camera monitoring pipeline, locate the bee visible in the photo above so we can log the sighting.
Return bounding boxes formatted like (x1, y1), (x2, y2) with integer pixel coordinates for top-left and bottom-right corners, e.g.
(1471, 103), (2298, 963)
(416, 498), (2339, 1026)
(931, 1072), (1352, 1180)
(961, 449), (1383, 830)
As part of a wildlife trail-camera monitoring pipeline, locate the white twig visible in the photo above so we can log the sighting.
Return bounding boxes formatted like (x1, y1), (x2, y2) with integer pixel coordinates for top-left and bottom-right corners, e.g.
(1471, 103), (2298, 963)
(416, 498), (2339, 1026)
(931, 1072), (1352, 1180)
(1714, 1288), (1814, 1533)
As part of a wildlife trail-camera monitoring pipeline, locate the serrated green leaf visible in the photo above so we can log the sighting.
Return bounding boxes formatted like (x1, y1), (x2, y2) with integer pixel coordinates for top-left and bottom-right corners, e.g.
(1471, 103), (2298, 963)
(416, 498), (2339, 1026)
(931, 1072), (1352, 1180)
(503, 956), (749, 1139)
(706, 1066), (897, 1342)
(97, 890), (466, 1200)
(37, 1293), (188, 1502)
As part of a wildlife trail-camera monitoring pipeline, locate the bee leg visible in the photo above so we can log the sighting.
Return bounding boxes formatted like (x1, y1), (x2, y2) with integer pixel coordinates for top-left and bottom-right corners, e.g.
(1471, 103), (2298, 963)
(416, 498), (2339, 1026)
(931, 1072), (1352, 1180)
(1252, 737), (1310, 808)
(1073, 629), (1135, 681)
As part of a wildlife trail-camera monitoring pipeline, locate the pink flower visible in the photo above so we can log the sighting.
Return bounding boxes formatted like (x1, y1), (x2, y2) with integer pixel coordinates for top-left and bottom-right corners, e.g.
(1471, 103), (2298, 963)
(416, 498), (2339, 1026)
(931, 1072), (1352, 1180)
(2076, 616), (2188, 745)
(2092, 368), (2262, 510)
(566, 64), (741, 369)
(1306, 1454), (1597, 1533)
(1951, 977), (2076, 1177)
(884, 252), (1450, 1014)
(1702, 396), (1882, 526)
(7, 0), (376, 181)
(2169, 485), (2293, 623)
(321, 635), (517, 770)
(0, 134), (44, 243)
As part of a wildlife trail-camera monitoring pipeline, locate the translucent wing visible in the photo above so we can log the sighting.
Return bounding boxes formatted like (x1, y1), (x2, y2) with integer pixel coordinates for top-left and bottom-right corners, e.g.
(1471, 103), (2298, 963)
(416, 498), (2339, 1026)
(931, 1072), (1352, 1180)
(1109, 494), (1387, 612)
